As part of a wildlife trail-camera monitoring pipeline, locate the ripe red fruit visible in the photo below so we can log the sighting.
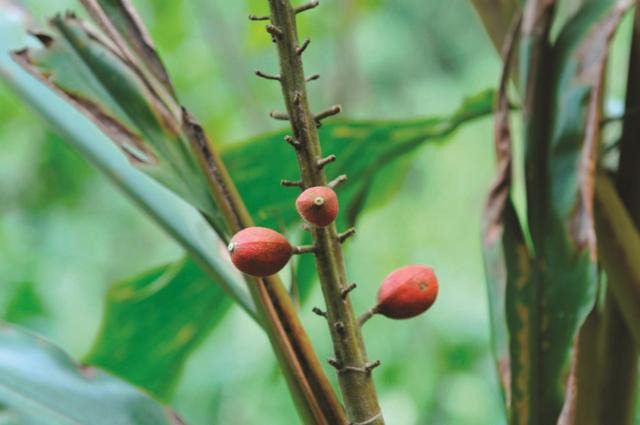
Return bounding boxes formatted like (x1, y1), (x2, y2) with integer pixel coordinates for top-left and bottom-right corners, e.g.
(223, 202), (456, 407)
(295, 186), (339, 227)
(227, 227), (293, 277)
(376, 265), (439, 319)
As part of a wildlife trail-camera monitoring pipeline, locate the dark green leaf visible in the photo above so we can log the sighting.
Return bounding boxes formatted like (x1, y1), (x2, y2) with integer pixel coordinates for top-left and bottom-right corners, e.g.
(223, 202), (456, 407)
(3, 282), (48, 327)
(510, 1), (632, 423)
(223, 90), (495, 303)
(0, 324), (187, 425)
(222, 91), (494, 302)
(86, 258), (230, 401)
(223, 89), (495, 231)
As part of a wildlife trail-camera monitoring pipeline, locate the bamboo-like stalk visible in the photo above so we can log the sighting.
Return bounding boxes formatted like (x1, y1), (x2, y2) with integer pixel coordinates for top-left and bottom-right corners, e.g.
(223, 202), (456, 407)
(256, 1), (384, 424)
(184, 110), (346, 424)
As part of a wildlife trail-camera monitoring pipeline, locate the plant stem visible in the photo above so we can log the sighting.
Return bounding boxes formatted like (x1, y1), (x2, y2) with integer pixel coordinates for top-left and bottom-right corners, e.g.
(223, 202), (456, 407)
(184, 113), (346, 424)
(262, 1), (384, 423)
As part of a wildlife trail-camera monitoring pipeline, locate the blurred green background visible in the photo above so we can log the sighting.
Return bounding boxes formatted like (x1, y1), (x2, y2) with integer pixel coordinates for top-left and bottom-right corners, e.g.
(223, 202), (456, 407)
(0, 1), (633, 424)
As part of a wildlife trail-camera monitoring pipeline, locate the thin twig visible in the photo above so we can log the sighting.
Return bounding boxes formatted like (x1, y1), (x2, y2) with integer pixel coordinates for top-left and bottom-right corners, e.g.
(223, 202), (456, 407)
(295, 1), (320, 14)
(337, 227), (356, 243)
(357, 306), (378, 327)
(328, 174), (348, 189)
(281, 179), (304, 188)
(285, 135), (301, 147)
(315, 104), (342, 124)
(297, 38), (311, 55)
(341, 283), (357, 300)
(317, 154), (337, 169)
(270, 111), (290, 120)
(293, 244), (317, 254)
(256, 70), (281, 81)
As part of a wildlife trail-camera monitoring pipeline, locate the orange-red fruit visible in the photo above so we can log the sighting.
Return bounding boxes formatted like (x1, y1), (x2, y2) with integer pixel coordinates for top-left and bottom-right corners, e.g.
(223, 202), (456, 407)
(376, 265), (439, 319)
(295, 186), (339, 227)
(228, 227), (292, 277)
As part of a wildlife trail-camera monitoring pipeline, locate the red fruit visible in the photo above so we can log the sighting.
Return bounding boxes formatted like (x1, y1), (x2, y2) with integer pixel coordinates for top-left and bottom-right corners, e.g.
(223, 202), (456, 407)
(228, 227), (292, 277)
(295, 186), (339, 227)
(376, 265), (439, 319)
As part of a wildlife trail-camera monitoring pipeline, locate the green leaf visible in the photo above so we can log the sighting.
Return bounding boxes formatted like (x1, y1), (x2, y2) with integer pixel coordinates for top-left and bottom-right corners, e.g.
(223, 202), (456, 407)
(0, 1), (256, 319)
(510, 1), (633, 423)
(3, 282), (48, 327)
(85, 258), (230, 401)
(13, 12), (227, 235)
(223, 89), (496, 231)
(79, 0), (178, 101)
(222, 91), (496, 302)
(0, 324), (187, 425)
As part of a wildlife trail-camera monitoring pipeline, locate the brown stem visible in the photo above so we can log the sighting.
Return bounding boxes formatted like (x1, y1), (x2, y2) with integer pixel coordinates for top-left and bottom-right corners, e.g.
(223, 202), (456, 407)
(184, 111), (345, 424)
(263, 1), (384, 423)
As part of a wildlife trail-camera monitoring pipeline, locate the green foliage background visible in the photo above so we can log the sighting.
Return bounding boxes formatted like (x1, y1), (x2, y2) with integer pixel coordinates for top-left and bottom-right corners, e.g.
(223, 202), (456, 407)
(0, 1), (635, 424)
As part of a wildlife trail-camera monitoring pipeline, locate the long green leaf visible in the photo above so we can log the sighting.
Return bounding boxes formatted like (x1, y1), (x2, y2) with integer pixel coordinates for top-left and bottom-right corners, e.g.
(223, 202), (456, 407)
(0, 1), (255, 319)
(223, 90), (495, 231)
(12, 12), (227, 235)
(510, 1), (632, 424)
(0, 324), (186, 425)
(223, 91), (495, 302)
(85, 258), (230, 401)
(79, 0), (177, 101)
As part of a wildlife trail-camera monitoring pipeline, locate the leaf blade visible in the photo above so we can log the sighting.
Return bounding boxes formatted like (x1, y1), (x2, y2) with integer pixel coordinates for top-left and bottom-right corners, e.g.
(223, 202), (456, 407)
(0, 324), (186, 425)
(0, 2), (256, 319)
(85, 258), (231, 401)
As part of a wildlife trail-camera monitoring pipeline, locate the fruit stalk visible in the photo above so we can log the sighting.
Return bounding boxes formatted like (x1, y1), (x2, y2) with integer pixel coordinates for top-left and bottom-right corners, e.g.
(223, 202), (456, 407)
(261, 1), (384, 423)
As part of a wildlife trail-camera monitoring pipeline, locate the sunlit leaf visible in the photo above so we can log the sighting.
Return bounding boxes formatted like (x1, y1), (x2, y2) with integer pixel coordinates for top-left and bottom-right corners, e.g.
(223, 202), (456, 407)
(12, 12), (227, 234)
(0, 1), (255, 319)
(86, 258), (230, 401)
(80, 0), (177, 101)
(223, 89), (495, 231)
(0, 324), (187, 425)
